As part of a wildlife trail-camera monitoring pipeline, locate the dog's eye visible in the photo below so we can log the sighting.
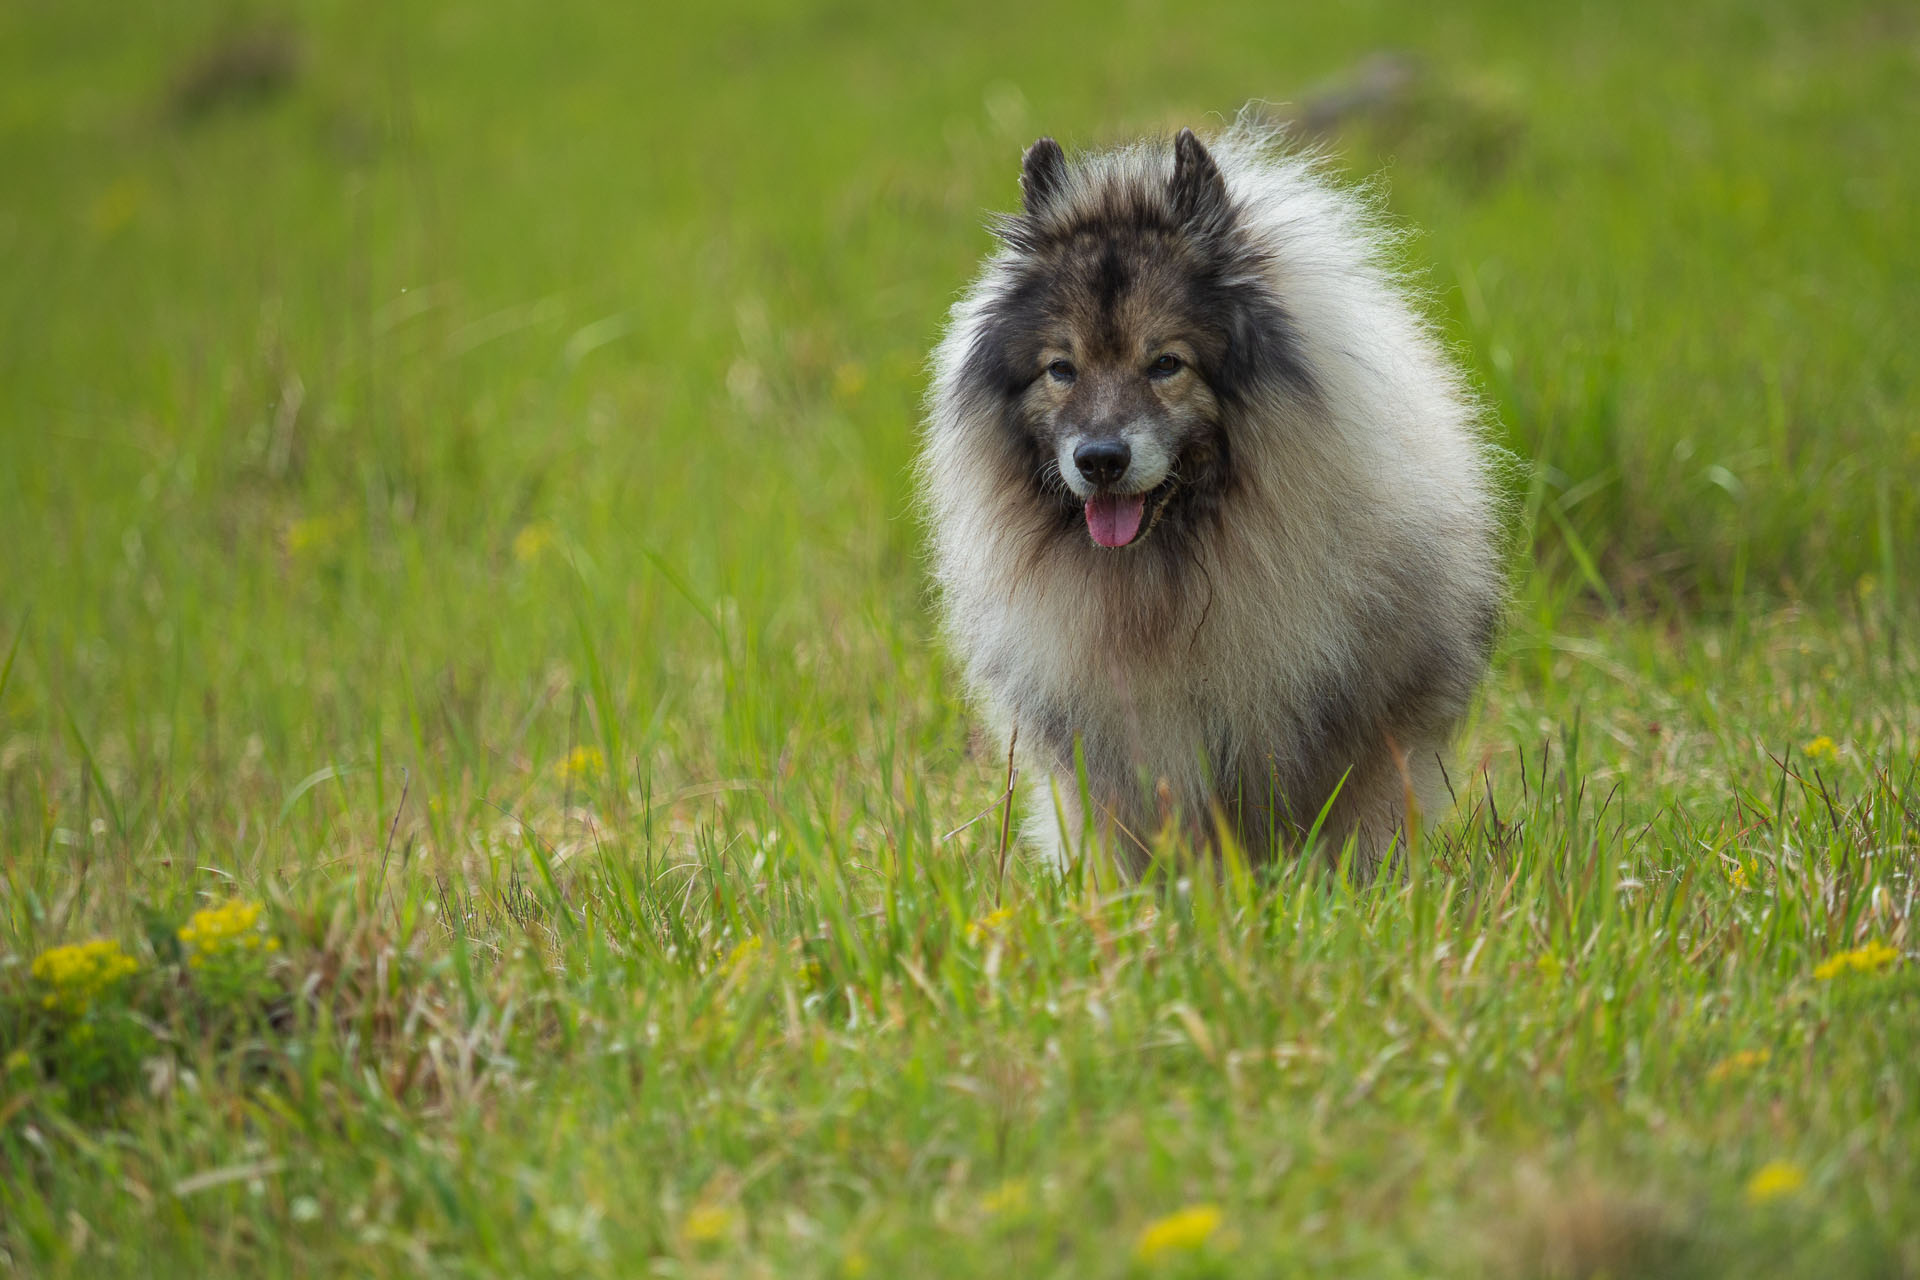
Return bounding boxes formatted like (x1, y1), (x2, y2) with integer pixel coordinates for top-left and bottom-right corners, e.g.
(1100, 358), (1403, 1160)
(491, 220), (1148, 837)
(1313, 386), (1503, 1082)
(1047, 360), (1076, 384)
(1149, 354), (1183, 378)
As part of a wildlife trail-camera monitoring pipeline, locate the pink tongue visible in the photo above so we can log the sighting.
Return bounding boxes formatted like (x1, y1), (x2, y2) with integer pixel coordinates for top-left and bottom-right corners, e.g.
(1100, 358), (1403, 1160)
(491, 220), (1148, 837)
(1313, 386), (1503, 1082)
(1085, 493), (1146, 547)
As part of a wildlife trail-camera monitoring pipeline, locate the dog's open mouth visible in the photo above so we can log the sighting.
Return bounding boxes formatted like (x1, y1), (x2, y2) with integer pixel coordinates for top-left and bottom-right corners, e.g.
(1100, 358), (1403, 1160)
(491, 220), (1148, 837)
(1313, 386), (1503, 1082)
(1084, 480), (1176, 549)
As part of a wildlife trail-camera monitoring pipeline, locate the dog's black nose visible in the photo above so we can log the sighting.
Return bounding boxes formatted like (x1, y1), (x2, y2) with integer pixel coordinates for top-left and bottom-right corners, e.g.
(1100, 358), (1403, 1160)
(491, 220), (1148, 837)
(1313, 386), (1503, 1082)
(1073, 438), (1131, 487)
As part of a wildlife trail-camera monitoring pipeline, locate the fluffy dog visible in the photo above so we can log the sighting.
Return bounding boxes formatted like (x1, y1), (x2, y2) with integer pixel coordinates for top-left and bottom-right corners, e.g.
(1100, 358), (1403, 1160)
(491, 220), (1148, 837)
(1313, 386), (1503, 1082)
(921, 119), (1504, 874)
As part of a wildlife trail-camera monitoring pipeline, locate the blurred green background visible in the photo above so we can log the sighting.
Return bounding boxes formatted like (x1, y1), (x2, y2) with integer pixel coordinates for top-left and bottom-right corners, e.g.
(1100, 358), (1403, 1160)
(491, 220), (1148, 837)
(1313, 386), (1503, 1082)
(7, 9), (1916, 640)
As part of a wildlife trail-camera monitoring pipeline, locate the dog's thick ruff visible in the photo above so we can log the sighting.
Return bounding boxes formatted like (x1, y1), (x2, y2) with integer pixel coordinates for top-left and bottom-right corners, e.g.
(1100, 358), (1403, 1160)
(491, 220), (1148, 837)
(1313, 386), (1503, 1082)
(921, 118), (1504, 875)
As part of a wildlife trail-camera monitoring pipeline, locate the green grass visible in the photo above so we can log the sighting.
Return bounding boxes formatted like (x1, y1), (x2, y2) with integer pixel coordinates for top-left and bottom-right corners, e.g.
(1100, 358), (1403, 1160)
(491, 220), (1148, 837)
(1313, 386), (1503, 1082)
(2, 0), (1917, 1275)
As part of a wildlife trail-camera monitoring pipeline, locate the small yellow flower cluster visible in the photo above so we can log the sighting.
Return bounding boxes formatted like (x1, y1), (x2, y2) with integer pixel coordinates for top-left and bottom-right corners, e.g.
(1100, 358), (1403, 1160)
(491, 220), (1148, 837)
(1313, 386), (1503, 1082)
(1745, 1160), (1806, 1204)
(1134, 1204), (1224, 1263)
(1707, 1048), (1771, 1082)
(178, 900), (278, 969)
(718, 936), (764, 983)
(708, 936), (830, 992)
(981, 1177), (1032, 1216)
(30, 939), (140, 1014)
(1727, 864), (1751, 891)
(1802, 735), (1838, 763)
(965, 907), (1015, 946)
(799, 956), (827, 990)
(1813, 940), (1899, 981)
(680, 1202), (736, 1245)
(286, 512), (351, 558)
(513, 522), (557, 565)
(555, 745), (605, 782)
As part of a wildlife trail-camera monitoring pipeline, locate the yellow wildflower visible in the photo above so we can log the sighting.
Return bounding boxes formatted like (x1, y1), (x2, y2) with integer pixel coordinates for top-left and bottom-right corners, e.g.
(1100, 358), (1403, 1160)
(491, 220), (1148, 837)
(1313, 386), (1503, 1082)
(680, 1202), (736, 1244)
(555, 745), (605, 782)
(512, 522), (557, 565)
(966, 907), (1015, 946)
(1813, 940), (1898, 981)
(1727, 864), (1750, 891)
(718, 936), (764, 983)
(178, 899), (276, 968)
(286, 512), (350, 558)
(981, 1178), (1032, 1216)
(1745, 1160), (1805, 1204)
(1134, 1204), (1224, 1263)
(1535, 952), (1564, 981)
(31, 939), (140, 1014)
(1802, 735), (1838, 763)
(1706, 1048), (1770, 1083)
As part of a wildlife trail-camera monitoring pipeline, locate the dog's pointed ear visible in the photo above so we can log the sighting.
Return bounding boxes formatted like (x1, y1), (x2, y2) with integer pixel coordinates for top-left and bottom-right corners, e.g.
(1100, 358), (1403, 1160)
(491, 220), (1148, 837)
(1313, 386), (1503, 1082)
(1020, 136), (1067, 216)
(1170, 128), (1230, 230)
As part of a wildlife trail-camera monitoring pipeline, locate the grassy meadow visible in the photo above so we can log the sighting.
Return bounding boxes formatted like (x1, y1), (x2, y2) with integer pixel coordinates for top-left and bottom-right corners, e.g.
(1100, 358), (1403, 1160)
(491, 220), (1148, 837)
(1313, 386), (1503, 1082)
(3, 0), (1918, 1274)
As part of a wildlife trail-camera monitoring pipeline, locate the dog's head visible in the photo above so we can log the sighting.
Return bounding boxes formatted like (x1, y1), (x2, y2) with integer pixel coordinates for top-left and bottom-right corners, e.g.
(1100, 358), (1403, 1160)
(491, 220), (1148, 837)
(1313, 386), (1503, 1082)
(955, 130), (1311, 551)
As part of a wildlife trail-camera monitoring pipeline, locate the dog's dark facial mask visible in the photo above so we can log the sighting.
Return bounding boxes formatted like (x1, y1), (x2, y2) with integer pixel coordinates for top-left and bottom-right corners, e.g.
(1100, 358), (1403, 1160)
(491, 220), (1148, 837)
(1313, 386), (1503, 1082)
(963, 131), (1309, 552)
(1037, 329), (1208, 548)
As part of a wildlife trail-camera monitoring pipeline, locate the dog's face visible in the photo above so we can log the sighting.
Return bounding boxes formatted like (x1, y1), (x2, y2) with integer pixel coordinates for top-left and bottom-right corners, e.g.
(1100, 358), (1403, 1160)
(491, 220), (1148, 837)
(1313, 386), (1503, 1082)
(1019, 245), (1227, 547)
(960, 131), (1310, 552)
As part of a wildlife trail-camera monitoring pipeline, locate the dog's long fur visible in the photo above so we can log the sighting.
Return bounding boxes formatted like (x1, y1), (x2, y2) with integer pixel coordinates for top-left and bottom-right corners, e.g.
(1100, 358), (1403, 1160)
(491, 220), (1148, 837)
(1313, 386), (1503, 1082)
(921, 118), (1505, 874)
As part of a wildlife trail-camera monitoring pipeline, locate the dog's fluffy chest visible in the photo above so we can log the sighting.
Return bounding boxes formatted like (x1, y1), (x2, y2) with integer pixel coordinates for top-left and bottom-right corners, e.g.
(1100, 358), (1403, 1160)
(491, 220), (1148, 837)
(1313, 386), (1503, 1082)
(967, 571), (1328, 788)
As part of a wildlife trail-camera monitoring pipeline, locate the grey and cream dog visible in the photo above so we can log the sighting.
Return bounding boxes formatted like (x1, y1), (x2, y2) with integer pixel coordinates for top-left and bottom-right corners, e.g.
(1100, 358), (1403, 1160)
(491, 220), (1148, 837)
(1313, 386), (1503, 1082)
(921, 120), (1505, 874)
